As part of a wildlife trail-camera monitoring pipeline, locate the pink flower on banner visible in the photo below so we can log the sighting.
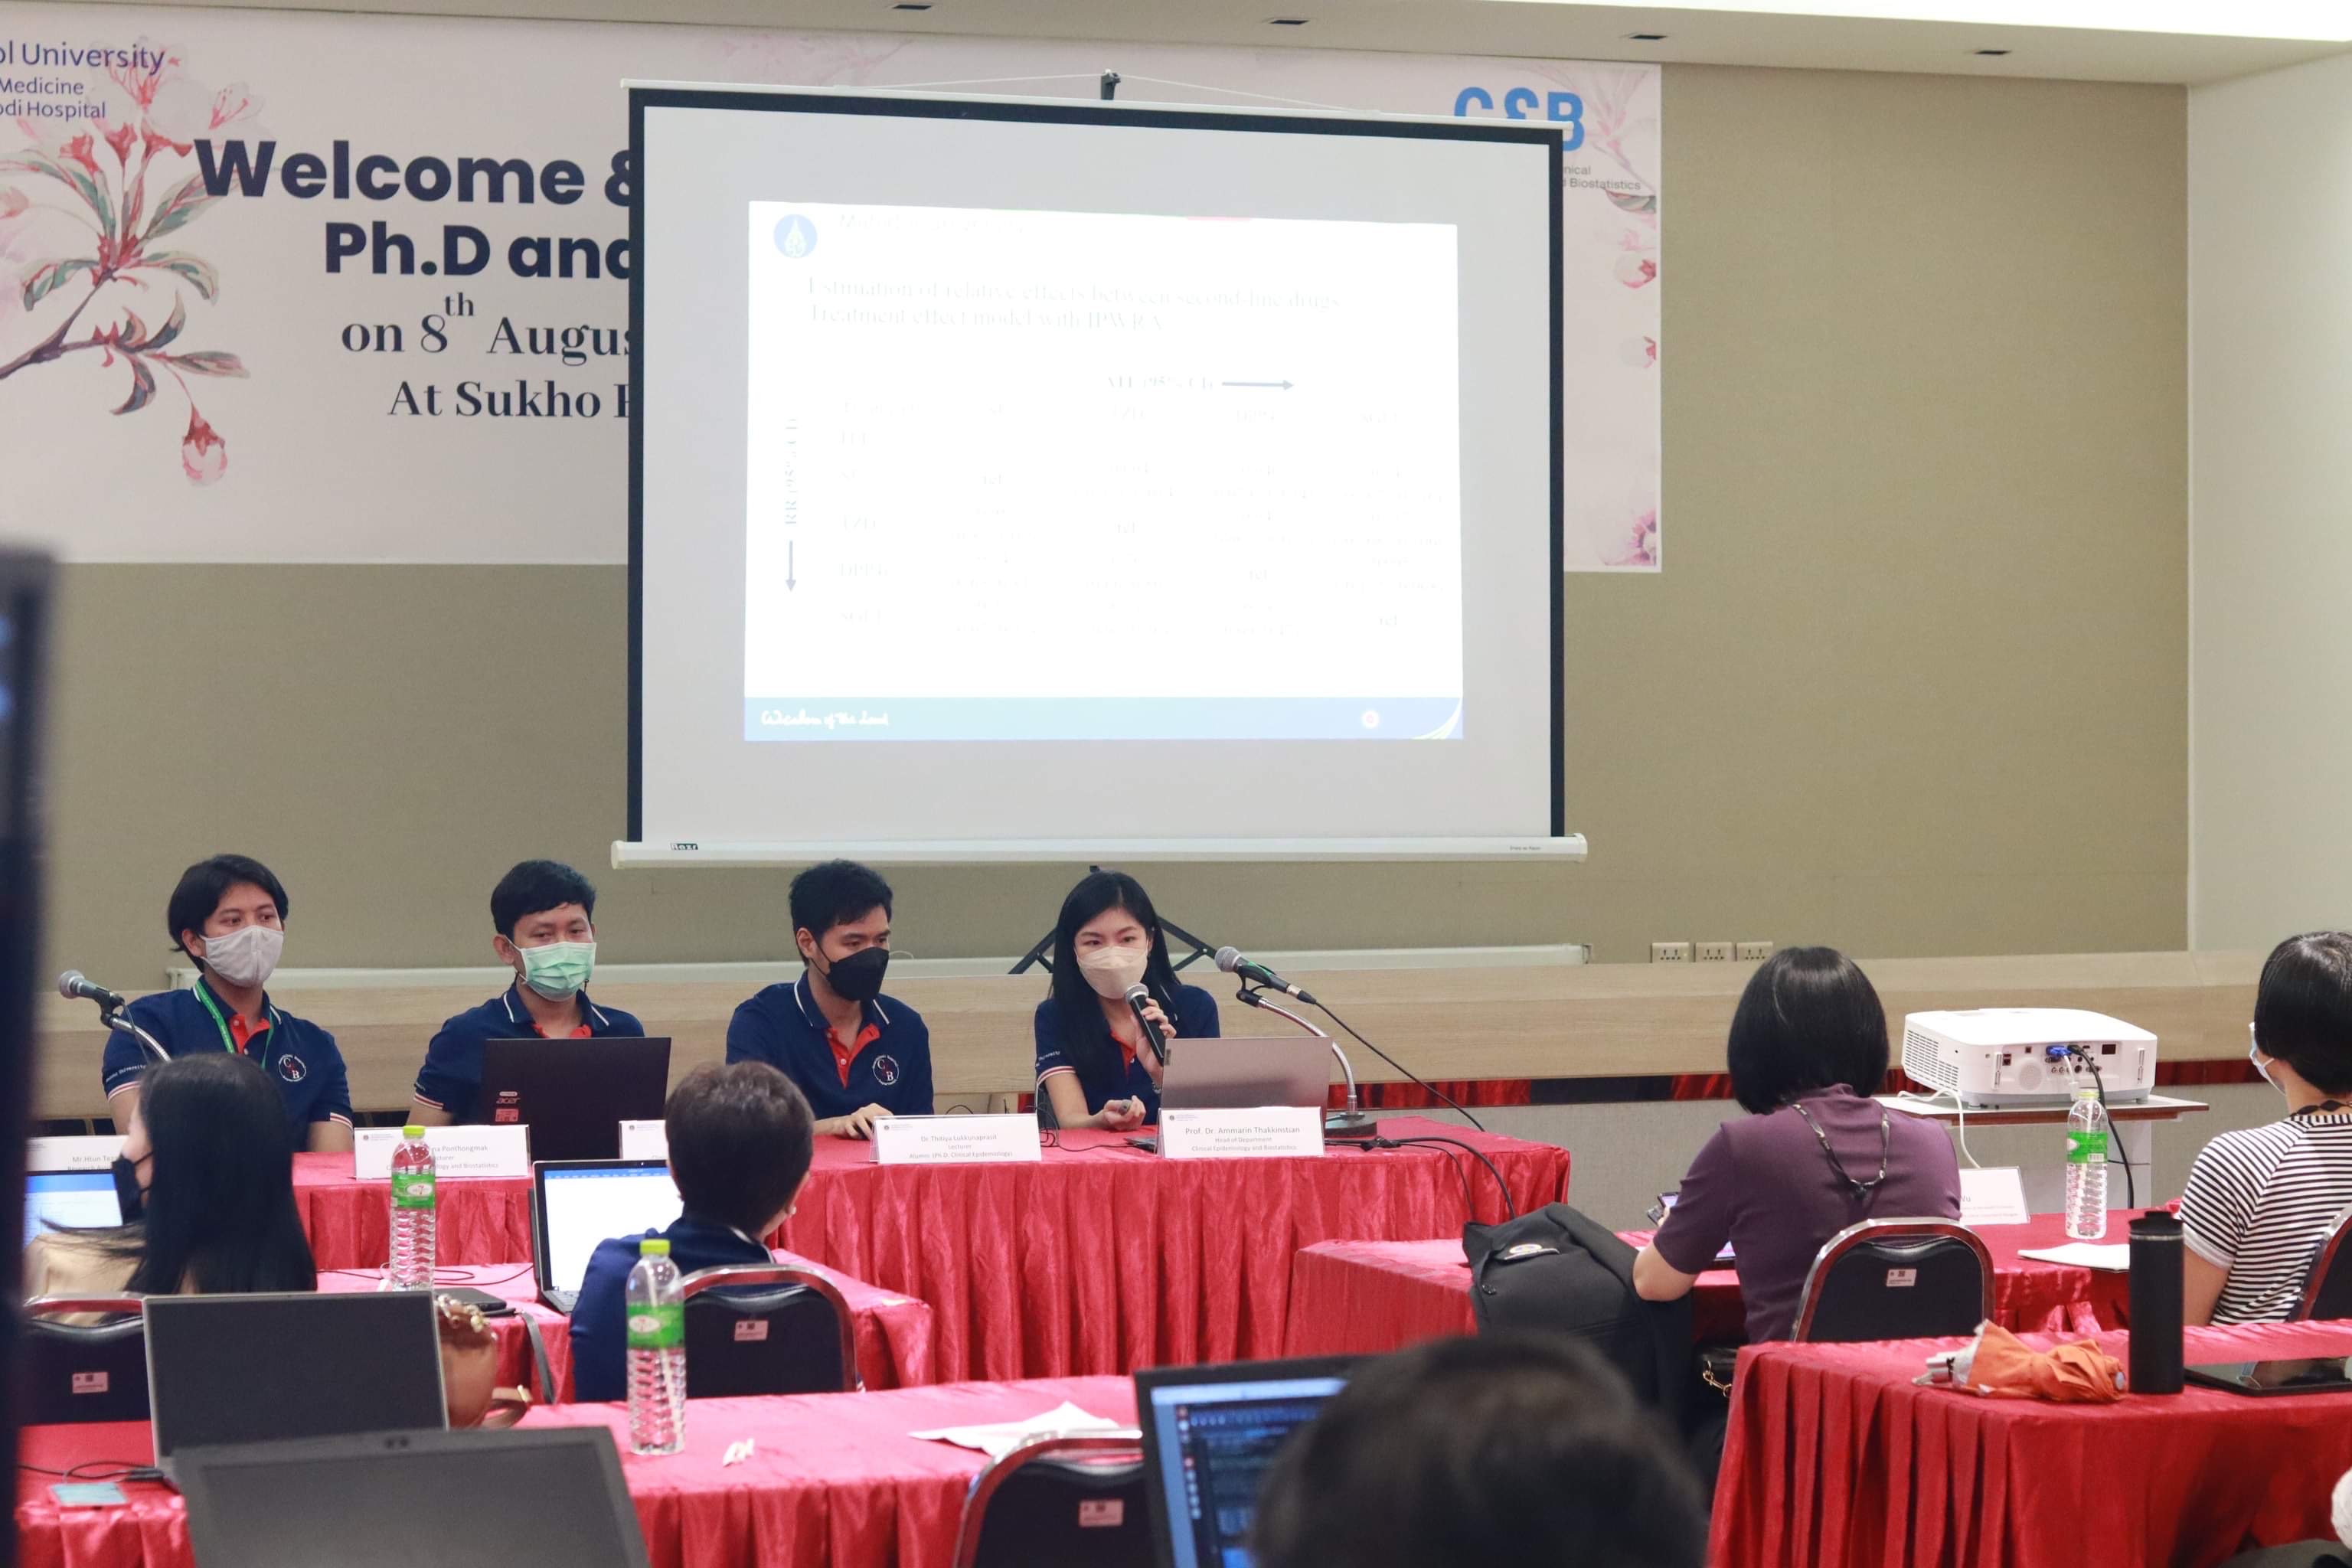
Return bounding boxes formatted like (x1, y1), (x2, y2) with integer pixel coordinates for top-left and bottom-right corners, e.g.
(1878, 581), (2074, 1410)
(59, 135), (100, 176)
(1609, 510), (1660, 569)
(208, 84), (259, 129)
(180, 406), (227, 485)
(0, 188), (26, 221)
(1614, 253), (1658, 289)
(107, 47), (181, 110)
(101, 119), (139, 167)
(142, 126), (193, 160)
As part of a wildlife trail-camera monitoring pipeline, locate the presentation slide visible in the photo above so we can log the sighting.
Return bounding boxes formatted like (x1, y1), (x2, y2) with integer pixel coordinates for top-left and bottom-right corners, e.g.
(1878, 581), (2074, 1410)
(742, 201), (1463, 743)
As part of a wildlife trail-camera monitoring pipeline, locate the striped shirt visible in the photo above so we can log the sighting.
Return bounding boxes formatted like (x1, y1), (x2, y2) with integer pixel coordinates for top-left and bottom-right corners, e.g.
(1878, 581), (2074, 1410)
(2178, 1111), (2352, 1325)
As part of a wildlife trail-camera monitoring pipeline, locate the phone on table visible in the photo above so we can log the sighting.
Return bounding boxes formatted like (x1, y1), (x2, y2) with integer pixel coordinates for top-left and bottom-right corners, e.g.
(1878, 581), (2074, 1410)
(1646, 1192), (1736, 1264)
(436, 1287), (516, 1317)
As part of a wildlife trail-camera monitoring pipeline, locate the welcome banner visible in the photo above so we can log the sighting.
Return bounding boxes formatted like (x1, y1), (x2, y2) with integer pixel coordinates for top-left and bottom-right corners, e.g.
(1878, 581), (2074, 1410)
(1, 8), (1661, 569)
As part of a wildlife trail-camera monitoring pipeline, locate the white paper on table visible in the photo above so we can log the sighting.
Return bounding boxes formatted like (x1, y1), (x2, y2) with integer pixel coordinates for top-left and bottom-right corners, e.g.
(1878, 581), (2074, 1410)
(1958, 1167), (2030, 1227)
(2017, 1242), (2131, 1272)
(909, 1402), (1122, 1460)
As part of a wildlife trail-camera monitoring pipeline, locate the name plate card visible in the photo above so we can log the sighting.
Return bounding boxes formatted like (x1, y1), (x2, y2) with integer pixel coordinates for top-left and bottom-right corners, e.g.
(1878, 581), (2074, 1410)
(873, 1113), (1043, 1167)
(1159, 1107), (1325, 1161)
(619, 1120), (668, 1161)
(353, 1125), (532, 1181)
(27, 1135), (122, 1172)
(1958, 1166), (2031, 1228)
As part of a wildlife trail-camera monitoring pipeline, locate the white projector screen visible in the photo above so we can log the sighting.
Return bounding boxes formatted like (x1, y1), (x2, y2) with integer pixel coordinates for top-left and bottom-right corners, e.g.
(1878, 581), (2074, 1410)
(628, 87), (1565, 863)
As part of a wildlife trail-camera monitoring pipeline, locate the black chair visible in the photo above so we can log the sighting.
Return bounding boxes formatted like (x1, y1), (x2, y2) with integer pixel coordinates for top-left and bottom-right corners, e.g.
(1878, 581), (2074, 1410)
(1790, 1219), (1994, 1344)
(2292, 1204), (2352, 1321)
(19, 1296), (149, 1424)
(677, 1264), (859, 1396)
(952, 1432), (1150, 1568)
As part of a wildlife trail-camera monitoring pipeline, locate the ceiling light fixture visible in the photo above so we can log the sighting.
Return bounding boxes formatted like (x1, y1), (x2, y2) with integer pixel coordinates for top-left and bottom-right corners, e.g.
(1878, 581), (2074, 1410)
(890, 3), (933, 10)
(1974, 46), (2011, 53)
(1627, 31), (1670, 39)
(1478, 2), (2351, 44)
(1267, 16), (1312, 23)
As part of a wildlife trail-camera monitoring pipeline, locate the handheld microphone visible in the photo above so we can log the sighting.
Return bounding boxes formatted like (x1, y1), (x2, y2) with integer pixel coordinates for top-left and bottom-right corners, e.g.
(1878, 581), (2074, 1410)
(1124, 982), (1169, 1064)
(1214, 946), (1316, 1006)
(57, 971), (127, 1012)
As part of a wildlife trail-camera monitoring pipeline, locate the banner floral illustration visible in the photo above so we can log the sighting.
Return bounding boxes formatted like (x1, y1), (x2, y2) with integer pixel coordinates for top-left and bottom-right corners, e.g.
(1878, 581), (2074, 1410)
(2, 47), (251, 482)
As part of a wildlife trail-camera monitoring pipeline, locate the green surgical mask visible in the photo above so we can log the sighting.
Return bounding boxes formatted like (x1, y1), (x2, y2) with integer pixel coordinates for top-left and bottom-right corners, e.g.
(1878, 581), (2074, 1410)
(517, 939), (596, 1001)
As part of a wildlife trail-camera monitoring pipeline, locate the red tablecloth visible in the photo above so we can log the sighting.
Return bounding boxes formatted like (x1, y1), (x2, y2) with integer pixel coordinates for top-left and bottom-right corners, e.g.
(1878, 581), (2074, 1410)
(312, 1253), (936, 1395)
(292, 1119), (1569, 1381)
(1713, 1319), (2352, 1568)
(15, 1375), (1136, 1568)
(769, 1118), (1568, 1381)
(1282, 1213), (2134, 1358)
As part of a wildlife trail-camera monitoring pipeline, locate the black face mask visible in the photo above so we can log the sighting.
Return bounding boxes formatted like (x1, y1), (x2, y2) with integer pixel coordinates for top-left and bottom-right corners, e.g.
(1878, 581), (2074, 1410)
(111, 1155), (145, 1224)
(822, 946), (890, 1004)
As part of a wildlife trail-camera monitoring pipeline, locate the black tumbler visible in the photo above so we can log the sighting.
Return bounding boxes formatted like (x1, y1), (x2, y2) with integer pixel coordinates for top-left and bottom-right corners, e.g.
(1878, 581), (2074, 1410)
(2129, 1210), (2185, 1395)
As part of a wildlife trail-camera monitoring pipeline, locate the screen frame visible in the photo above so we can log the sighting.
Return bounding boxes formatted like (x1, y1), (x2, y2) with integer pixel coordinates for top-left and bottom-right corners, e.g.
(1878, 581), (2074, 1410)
(529, 1157), (680, 1297)
(625, 85), (1566, 849)
(1132, 1353), (1357, 1568)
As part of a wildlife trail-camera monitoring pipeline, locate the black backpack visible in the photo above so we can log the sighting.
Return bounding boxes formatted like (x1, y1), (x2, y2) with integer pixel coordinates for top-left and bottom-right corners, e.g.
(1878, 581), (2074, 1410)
(1464, 1202), (1695, 1416)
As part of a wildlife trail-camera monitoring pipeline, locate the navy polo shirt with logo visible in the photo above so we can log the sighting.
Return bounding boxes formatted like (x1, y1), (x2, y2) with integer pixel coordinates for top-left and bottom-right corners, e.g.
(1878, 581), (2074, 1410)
(1034, 982), (1220, 1122)
(725, 975), (933, 1120)
(100, 975), (354, 1143)
(412, 985), (646, 1124)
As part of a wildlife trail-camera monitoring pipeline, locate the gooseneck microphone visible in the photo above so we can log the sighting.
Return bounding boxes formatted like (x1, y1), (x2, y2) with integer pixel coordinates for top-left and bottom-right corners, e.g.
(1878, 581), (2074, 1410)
(57, 971), (127, 1012)
(1214, 946), (1317, 1006)
(1124, 982), (1169, 1066)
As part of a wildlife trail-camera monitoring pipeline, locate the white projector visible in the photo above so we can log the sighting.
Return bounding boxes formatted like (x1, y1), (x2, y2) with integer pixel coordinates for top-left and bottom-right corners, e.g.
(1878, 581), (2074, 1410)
(1900, 1008), (2158, 1109)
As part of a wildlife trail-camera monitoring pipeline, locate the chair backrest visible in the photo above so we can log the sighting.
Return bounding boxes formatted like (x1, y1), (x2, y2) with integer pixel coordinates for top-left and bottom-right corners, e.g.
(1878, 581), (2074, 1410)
(1791, 1219), (1994, 1344)
(2293, 1204), (2352, 1322)
(19, 1296), (150, 1424)
(677, 1264), (858, 1396)
(953, 1432), (1149, 1568)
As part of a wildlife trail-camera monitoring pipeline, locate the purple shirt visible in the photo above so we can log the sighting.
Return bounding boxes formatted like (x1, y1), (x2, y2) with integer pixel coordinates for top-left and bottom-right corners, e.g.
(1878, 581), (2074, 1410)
(1652, 1085), (1961, 1343)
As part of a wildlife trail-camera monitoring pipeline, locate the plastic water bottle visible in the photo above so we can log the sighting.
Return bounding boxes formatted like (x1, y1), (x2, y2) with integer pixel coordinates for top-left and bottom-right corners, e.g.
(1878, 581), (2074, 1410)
(387, 1124), (437, 1288)
(2065, 1087), (2109, 1240)
(626, 1238), (686, 1455)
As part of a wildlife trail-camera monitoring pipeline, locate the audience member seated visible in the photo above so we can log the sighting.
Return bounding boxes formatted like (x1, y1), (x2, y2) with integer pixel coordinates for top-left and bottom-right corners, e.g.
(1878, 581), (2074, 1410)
(1632, 946), (1960, 1341)
(28, 1053), (315, 1302)
(1252, 1334), (1707, 1568)
(569, 1062), (816, 1402)
(409, 858), (645, 1125)
(1032, 869), (1220, 1132)
(2181, 930), (2352, 1325)
(101, 854), (354, 1153)
(726, 860), (932, 1140)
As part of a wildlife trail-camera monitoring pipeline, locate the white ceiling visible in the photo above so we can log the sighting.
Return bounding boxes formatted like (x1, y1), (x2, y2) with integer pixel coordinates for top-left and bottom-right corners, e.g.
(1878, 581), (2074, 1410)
(88, 0), (2352, 85)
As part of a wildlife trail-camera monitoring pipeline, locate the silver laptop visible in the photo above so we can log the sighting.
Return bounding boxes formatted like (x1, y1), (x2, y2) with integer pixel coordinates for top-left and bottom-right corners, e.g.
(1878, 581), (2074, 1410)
(144, 1292), (446, 1481)
(530, 1158), (683, 1314)
(178, 1427), (649, 1568)
(1160, 1037), (1333, 1113)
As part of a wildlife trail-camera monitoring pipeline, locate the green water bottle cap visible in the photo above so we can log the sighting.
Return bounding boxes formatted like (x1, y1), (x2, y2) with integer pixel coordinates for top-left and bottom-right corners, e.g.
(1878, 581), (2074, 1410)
(402, 1124), (425, 1138)
(640, 1238), (671, 1256)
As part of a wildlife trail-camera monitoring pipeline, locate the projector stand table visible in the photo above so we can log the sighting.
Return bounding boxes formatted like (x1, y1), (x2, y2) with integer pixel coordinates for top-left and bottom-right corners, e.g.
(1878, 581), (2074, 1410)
(1879, 1093), (2209, 1217)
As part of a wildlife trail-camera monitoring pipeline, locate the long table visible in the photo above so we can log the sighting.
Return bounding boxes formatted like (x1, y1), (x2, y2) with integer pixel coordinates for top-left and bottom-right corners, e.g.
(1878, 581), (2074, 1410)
(1281, 1214), (2135, 1358)
(294, 1119), (1572, 1381)
(312, 1256), (936, 1396)
(15, 1376), (1139, 1568)
(1712, 1319), (2352, 1568)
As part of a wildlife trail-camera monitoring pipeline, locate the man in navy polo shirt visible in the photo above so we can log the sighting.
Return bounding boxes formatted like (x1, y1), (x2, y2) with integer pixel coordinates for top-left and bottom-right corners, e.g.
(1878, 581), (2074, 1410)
(101, 854), (354, 1152)
(726, 860), (933, 1139)
(408, 860), (645, 1125)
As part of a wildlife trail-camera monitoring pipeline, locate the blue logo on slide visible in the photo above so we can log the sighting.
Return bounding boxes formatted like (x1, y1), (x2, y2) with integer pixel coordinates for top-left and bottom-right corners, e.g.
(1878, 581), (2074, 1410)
(773, 215), (818, 259)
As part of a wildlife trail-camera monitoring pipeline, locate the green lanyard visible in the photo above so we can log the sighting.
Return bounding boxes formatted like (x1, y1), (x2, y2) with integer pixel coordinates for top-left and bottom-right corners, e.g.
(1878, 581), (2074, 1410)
(193, 980), (273, 1068)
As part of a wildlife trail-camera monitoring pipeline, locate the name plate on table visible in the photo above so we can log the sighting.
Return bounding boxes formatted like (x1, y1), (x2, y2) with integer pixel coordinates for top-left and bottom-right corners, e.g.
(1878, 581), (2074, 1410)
(27, 1135), (122, 1172)
(873, 1114), (1043, 1166)
(1160, 1107), (1325, 1161)
(619, 1119), (668, 1160)
(1959, 1166), (2030, 1227)
(352, 1125), (532, 1181)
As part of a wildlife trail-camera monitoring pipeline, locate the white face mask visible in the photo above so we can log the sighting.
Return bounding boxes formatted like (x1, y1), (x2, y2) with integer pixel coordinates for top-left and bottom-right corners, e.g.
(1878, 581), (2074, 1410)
(200, 923), (283, 989)
(2250, 1023), (2276, 1090)
(1076, 945), (1148, 1001)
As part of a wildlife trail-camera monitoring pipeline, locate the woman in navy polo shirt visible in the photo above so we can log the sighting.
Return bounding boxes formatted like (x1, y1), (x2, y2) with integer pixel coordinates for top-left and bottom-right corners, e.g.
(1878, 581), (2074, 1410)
(100, 854), (354, 1153)
(1034, 870), (1220, 1132)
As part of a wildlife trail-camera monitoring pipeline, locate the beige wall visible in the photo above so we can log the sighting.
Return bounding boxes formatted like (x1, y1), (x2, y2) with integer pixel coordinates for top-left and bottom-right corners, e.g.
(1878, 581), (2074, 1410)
(38, 64), (2188, 989)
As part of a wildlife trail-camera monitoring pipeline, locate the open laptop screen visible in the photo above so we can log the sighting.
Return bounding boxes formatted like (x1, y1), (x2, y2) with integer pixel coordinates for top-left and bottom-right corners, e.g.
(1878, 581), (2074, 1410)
(23, 1171), (121, 1248)
(537, 1162), (683, 1298)
(1139, 1362), (1351, 1568)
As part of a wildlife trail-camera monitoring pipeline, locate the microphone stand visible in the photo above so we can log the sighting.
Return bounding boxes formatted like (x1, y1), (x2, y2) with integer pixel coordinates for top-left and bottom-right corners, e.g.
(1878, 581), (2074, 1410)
(1238, 985), (1378, 1141)
(103, 1006), (169, 1067)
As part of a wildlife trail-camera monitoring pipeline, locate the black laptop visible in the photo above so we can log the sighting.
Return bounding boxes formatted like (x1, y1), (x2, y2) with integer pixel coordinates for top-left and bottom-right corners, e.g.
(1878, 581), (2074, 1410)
(479, 1035), (672, 1161)
(144, 1292), (448, 1481)
(1135, 1356), (1355, 1568)
(178, 1426), (649, 1568)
